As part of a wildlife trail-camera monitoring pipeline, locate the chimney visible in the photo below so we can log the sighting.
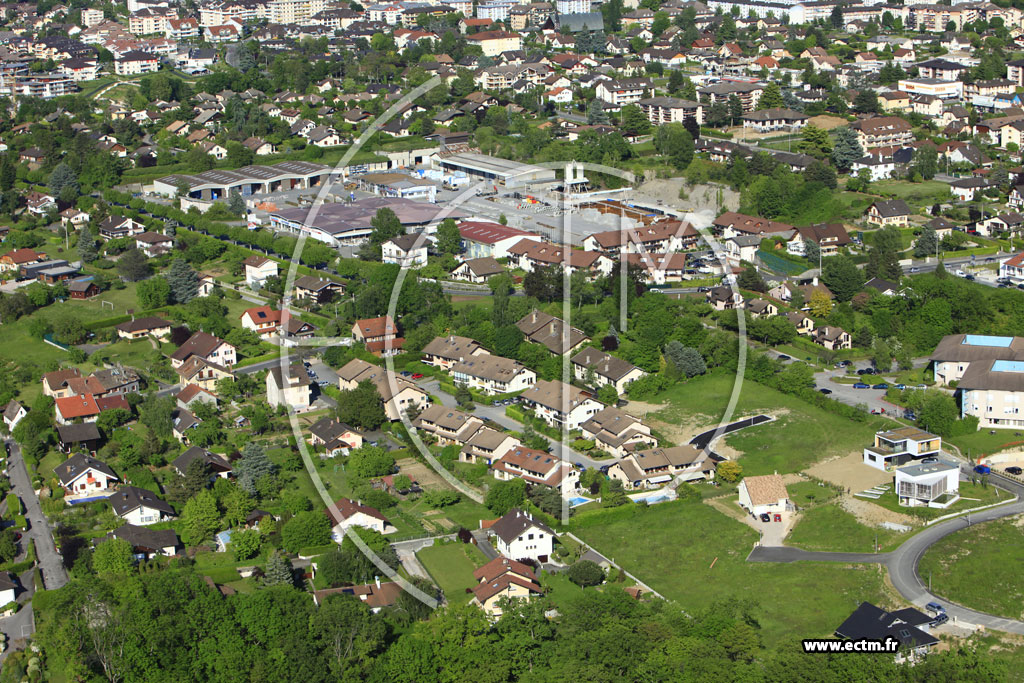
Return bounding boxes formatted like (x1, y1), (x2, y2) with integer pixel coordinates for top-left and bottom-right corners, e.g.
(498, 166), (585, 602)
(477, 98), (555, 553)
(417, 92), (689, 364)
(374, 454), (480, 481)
(375, 576), (381, 589)
(550, 321), (555, 335)
(812, 275), (819, 286)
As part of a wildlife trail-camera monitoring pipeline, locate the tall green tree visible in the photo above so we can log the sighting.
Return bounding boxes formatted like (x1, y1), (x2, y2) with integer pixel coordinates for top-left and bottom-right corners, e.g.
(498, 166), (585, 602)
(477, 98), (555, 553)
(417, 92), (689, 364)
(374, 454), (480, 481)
(181, 489), (220, 546)
(831, 127), (864, 173)
(77, 227), (97, 263)
(116, 248), (152, 282)
(434, 218), (461, 255)
(758, 83), (784, 109)
(167, 258), (200, 304)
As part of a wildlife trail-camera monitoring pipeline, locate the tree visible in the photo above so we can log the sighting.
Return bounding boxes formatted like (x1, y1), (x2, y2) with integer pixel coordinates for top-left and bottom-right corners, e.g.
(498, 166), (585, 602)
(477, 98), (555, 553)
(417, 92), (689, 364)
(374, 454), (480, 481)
(231, 528), (261, 560)
(347, 445), (395, 478)
(49, 162), (79, 198)
(263, 550), (295, 587)
(166, 258), (200, 304)
(830, 4), (843, 28)
(568, 560), (605, 587)
(821, 254), (864, 302)
(728, 95), (743, 124)
(798, 125), (833, 159)
(77, 228), (97, 263)
(434, 217), (461, 255)
(370, 208), (404, 245)
(758, 82), (784, 110)
(485, 477), (527, 515)
(911, 145), (939, 181)
(664, 340), (706, 378)
(619, 104), (650, 136)
(587, 98), (609, 125)
(716, 460), (742, 483)
(281, 510), (332, 552)
(181, 489), (220, 546)
(831, 126), (864, 173)
(136, 277), (170, 308)
(116, 248), (151, 282)
(918, 391), (962, 437)
(915, 226), (938, 259)
(228, 191), (246, 216)
(804, 239), (821, 264)
(597, 384), (618, 405)
(182, 458), (212, 499)
(336, 380), (386, 431)
(653, 123), (694, 170)
(0, 529), (15, 564)
(808, 289), (833, 317)
(234, 442), (277, 496)
(93, 538), (134, 576)
(737, 267), (766, 292)
(853, 89), (878, 114)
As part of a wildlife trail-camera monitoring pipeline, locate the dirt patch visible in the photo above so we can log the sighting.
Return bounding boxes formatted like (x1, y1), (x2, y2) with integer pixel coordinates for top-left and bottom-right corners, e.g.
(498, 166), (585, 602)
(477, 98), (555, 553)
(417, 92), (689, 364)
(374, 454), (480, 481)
(706, 495), (747, 523)
(805, 452), (891, 492)
(839, 495), (917, 527)
(808, 115), (848, 130)
(396, 457), (449, 490)
(622, 399), (667, 417)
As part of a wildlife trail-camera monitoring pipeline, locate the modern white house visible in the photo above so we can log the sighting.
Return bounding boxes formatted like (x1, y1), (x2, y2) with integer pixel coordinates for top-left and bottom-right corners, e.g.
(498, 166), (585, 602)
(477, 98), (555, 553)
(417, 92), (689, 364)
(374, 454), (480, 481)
(862, 427), (942, 471)
(108, 486), (175, 525)
(894, 461), (960, 508)
(488, 508), (554, 563)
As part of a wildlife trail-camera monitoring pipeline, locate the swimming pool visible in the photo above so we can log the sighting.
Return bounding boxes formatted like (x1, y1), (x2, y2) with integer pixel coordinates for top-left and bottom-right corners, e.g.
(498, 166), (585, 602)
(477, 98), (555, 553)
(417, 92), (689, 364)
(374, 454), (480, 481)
(568, 496), (591, 507)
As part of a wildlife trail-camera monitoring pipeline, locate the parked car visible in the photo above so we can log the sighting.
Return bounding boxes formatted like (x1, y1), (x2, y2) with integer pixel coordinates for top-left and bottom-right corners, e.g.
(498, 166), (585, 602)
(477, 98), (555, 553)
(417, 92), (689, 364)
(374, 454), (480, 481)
(819, 388), (832, 395)
(921, 457), (938, 464)
(965, 274), (976, 281)
(930, 613), (949, 627)
(904, 410), (917, 420)
(777, 354), (791, 361)
(955, 269), (966, 277)
(853, 382), (870, 389)
(909, 266), (919, 273)
(411, 373), (424, 380)
(1018, 283), (1024, 290)
(974, 464), (992, 474)
(773, 513), (782, 522)
(759, 513), (771, 523)
(872, 383), (889, 390)
(400, 371), (412, 377)
(895, 383), (906, 390)
(1006, 466), (1023, 475)
(492, 400), (502, 406)
(926, 602), (945, 614)
(870, 408), (885, 415)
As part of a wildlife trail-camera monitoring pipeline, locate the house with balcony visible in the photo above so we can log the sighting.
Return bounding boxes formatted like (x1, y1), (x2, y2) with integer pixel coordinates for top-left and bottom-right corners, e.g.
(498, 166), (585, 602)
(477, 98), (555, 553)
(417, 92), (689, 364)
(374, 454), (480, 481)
(609, 445), (714, 489)
(862, 426), (942, 470)
(518, 379), (602, 430)
(336, 358), (428, 421)
(580, 407), (657, 458)
(571, 348), (646, 395)
(470, 557), (542, 618)
(516, 309), (590, 356)
(895, 461), (960, 508)
(491, 446), (579, 492)
(55, 453), (119, 499)
(460, 426), (520, 465)
(413, 404), (485, 445)
(421, 335), (489, 370)
(451, 354), (536, 395)
(352, 315), (404, 357)
(109, 486), (175, 525)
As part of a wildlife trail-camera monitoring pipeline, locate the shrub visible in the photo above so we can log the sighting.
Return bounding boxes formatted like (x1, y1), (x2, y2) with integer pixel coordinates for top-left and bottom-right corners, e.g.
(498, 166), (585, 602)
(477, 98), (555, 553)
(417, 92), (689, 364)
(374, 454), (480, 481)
(567, 559), (605, 587)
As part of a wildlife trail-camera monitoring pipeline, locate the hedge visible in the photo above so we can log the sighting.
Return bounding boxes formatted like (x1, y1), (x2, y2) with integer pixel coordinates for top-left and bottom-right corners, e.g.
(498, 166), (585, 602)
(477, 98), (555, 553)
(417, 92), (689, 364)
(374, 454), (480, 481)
(83, 307), (171, 331)
(5, 493), (19, 516)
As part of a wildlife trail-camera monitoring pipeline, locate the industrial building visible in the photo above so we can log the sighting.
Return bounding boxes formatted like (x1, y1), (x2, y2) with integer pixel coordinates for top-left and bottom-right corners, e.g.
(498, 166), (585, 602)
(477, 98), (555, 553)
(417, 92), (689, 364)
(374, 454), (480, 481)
(269, 196), (468, 247)
(434, 152), (556, 189)
(152, 161), (331, 199)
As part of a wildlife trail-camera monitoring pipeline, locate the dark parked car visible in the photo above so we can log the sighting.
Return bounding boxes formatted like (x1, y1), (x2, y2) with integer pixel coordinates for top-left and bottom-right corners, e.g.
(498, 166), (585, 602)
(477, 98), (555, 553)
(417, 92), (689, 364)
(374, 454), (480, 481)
(965, 274), (976, 281)
(872, 383), (889, 390)
(930, 613), (949, 627)
(853, 382), (870, 389)
(819, 388), (832, 395)
(921, 457), (938, 464)
(1006, 466), (1023, 475)
(777, 354), (791, 361)
(759, 513), (771, 523)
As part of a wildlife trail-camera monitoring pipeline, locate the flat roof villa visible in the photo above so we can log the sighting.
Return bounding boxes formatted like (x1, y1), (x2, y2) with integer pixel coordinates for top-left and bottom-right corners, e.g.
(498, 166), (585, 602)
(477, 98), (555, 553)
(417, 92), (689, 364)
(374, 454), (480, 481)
(862, 426), (941, 471)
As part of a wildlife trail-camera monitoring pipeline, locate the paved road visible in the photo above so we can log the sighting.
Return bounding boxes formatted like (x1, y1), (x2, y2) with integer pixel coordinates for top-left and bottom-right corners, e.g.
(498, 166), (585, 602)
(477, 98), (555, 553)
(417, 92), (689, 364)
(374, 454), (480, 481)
(0, 440), (68, 659)
(750, 469), (1024, 634)
(689, 414), (773, 452)
(419, 379), (615, 470)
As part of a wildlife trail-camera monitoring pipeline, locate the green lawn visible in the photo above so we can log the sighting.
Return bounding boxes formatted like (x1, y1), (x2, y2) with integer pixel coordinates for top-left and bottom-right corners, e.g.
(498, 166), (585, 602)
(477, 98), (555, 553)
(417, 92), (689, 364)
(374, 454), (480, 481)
(918, 516), (1024, 621)
(646, 373), (888, 475)
(787, 504), (903, 553)
(871, 179), (951, 206)
(416, 541), (488, 605)
(865, 481), (1010, 521)
(948, 429), (1024, 459)
(787, 480), (839, 508)
(573, 500), (891, 643)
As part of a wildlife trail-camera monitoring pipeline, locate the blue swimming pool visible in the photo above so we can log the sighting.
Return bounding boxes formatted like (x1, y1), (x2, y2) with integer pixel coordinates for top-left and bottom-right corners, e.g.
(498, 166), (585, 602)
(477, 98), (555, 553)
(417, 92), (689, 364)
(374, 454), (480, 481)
(568, 496), (591, 507)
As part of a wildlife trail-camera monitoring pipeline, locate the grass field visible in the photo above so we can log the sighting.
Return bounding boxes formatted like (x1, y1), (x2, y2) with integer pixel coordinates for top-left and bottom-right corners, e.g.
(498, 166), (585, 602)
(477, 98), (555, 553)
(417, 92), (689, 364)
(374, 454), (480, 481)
(787, 504), (903, 553)
(871, 180), (951, 206)
(918, 516), (1024, 621)
(948, 429), (1024, 459)
(866, 481), (1009, 520)
(647, 373), (888, 475)
(787, 480), (839, 508)
(573, 500), (891, 643)
(416, 541), (488, 606)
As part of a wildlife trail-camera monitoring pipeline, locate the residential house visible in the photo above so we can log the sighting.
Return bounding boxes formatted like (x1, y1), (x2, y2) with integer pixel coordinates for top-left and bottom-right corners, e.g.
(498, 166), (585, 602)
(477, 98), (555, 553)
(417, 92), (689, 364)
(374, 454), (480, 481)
(117, 317), (173, 339)
(862, 426), (941, 471)
(745, 299), (778, 318)
(783, 311), (815, 335)
(834, 602), (938, 664)
(850, 116), (914, 149)
(813, 326), (852, 350)
(134, 232), (172, 257)
(381, 233), (429, 267)
(518, 379), (601, 430)
(56, 422), (102, 454)
(740, 108), (808, 133)
(580, 406), (656, 458)
(170, 331), (236, 368)
(864, 277), (900, 296)
(98, 216), (145, 240)
(312, 580), (403, 612)
(106, 524), (180, 560)
(54, 453), (119, 497)
(351, 315), (404, 356)
(999, 253), (1024, 282)
(866, 199), (911, 226)
(3, 400), (26, 432)
(894, 460), (960, 508)
(787, 223), (851, 256)
(336, 358), (429, 420)
(0, 573), (18, 607)
(488, 507), (554, 562)
(451, 256), (505, 283)
(326, 497), (396, 538)
(240, 306), (282, 339)
(175, 356), (233, 392)
(172, 446), (233, 478)
(293, 274), (344, 303)
(55, 393), (101, 425)
(266, 362), (312, 411)
(451, 354), (537, 395)
(421, 335), (489, 369)
(516, 309), (589, 355)
(706, 286), (743, 311)
(108, 486), (175, 525)
(571, 347), (646, 395)
(414, 404), (485, 445)
(243, 255), (279, 288)
(737, 473), (790, 517)
(491, 445), (579, 492)
(609, 444), (714, 490)
(308, 417), (364, 455)
(470, 557), (542, 617)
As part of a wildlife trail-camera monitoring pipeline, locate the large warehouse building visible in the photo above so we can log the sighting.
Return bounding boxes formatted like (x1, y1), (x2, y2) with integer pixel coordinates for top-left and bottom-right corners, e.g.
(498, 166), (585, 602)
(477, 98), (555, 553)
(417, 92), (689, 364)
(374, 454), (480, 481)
(152, 161), (331, 199)
(434, 153), (556, 189)
(269, 196), (468, 247)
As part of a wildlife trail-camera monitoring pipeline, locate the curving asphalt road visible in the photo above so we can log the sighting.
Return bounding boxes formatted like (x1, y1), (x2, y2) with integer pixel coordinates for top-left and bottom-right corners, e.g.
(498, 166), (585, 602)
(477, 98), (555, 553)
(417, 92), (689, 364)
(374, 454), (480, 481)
(749, 469), (1024, 634)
